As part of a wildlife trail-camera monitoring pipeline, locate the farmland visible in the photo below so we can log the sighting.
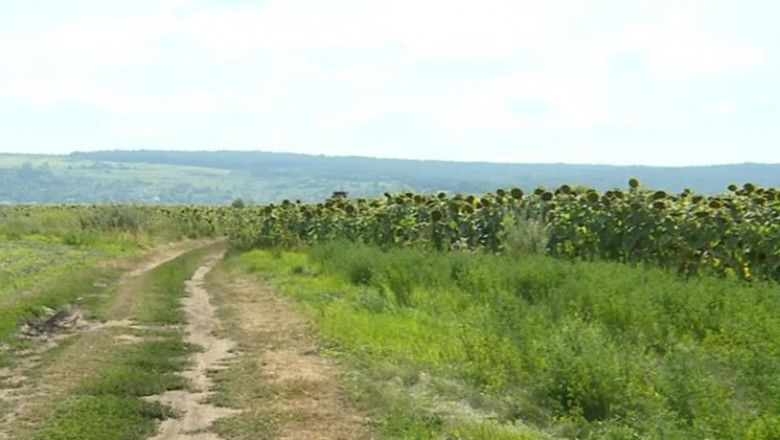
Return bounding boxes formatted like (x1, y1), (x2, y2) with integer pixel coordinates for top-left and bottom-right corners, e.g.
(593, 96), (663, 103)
(226, 180), (780, 282)
(4, 151), (780, 204)
(1, 180), (779, 439)
(0, 240), (106, 293)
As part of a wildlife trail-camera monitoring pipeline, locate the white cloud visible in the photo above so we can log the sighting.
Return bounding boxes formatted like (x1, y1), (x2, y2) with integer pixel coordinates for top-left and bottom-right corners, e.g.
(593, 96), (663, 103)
(364, 0), (551, 61)
(0, 79), (259, 116)
(0, 1), (777, 164)
(316, 107), (383, 133)
(709, 101), (735, 118)
(44, 17), (163, 68)
(107, 123), (176, 138)
(167, 0), (551, 61)
(585, 13), (765, 80)
(0, 39), (28, 70)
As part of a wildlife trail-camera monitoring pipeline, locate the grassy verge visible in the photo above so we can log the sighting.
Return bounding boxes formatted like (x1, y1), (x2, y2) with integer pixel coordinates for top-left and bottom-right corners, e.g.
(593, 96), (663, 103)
(28, 244), (221, 440)
(0, 265), (122, 348)
(0, 235), (153, 349)
(234, 241), (780, 439)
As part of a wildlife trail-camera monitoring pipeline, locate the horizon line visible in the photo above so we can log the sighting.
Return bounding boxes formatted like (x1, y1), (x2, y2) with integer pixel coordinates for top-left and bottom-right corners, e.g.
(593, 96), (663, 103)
(1, 149), (778, 169)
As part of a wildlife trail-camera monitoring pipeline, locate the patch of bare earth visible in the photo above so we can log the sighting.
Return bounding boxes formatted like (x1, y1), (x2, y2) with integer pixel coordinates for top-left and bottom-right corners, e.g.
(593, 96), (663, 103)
(0, 240), (218, 439)
(145, 252), (238, 440)
(208, 268), (371, 440)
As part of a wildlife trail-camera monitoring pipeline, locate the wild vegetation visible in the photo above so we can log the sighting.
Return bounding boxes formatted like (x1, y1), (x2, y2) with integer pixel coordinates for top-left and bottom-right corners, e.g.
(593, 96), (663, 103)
(0, 204), (217, 347)
(235, 243), (780, 439)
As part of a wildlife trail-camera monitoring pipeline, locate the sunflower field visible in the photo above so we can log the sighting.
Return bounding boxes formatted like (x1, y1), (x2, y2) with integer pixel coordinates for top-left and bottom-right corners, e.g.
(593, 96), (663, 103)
(215, 180), (779, 282)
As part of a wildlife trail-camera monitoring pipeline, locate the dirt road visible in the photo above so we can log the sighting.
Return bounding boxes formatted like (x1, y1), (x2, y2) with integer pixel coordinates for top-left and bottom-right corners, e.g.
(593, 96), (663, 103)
(0, 240), (369, 439)
(146, 252), (238, 440)
(0, 240), (218, 439)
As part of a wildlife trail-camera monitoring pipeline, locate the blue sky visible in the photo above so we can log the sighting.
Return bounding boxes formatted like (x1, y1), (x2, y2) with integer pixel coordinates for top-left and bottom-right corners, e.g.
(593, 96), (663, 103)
(0, 0), (778, 165)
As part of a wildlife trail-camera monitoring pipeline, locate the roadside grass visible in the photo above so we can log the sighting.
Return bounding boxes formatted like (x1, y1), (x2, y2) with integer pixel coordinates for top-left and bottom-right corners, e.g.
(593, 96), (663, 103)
(0, 231), (169, 352)
(0, 231), (134, 351)
(0, 265), (121, 348)
(235, 241), (780, 439)
(28, 244), (222, 440)
(1, 239), (215, 352)
(0, 205), (221, 333)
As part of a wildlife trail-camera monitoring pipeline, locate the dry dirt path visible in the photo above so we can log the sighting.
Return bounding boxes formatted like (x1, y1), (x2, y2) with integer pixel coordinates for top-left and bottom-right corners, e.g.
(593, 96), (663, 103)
(206, 267), (372, 440)
(0, 240), (219, 439)
(145, 252), (238, 440)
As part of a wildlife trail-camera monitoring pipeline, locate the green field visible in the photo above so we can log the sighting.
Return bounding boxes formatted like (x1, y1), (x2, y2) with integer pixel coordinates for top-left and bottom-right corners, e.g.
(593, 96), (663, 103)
(234, 242), (780, 439)
(1, 181), (779, 439)
(0, 239), (107, 293)
(0, 234), (124, 346)
(4, 150), (780, 204)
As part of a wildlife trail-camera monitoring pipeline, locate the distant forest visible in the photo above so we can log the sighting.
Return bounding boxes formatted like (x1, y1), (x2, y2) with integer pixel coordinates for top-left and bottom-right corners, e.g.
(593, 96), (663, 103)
(1, 150), (779, 204)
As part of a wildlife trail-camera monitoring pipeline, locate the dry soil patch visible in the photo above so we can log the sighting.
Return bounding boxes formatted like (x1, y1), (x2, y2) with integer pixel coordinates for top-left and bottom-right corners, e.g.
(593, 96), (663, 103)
(210, 270), (371, 440)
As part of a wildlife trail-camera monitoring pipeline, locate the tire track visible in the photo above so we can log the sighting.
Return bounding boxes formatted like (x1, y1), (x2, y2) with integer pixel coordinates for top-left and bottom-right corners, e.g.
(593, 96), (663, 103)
(146, 252), (238, 440)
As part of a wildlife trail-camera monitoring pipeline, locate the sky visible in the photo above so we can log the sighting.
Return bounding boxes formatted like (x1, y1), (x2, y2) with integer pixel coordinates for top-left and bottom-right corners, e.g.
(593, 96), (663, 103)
(0, 0), (778, 166)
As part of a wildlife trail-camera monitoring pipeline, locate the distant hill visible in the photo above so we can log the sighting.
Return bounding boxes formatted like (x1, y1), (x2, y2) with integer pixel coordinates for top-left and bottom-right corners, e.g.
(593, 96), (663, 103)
(1, 150), (778, 204)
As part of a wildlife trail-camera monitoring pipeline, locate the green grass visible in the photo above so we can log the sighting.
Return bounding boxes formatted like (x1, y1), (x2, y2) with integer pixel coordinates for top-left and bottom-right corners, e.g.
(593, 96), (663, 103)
(235, 241), (780, 439)
(129, 244), (220, 325)
(211, 410), (276, 440)
(79, 340), (194, 396)
(32, 395), (173, 440)
(0, 238), (116, 294)
(0, 203), (208, 346)
(34, 340), (192, 440)
(0, 264), (121, 345)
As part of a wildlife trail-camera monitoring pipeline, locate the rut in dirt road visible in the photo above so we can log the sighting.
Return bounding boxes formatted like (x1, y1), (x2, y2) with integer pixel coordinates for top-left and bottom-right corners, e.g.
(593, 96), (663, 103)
(146, 252), (238, 440)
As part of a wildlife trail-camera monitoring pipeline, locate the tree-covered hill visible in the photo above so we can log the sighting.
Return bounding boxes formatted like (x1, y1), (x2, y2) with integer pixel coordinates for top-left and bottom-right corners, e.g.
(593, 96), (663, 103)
(1, 150), (778, 204)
